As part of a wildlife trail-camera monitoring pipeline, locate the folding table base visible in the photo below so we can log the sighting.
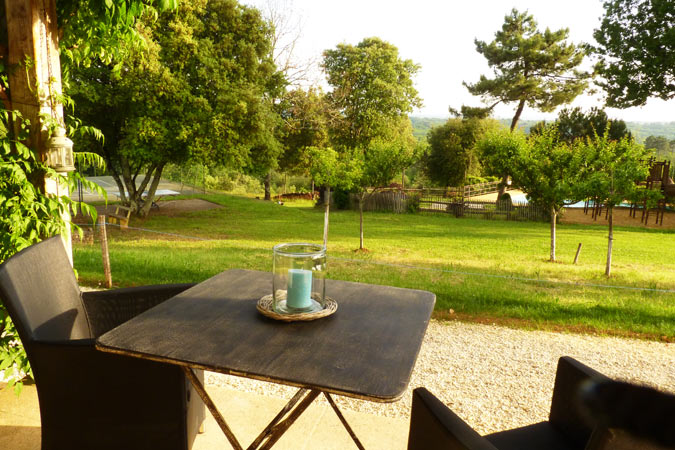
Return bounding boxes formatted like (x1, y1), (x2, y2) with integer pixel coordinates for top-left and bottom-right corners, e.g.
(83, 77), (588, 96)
(183, 367), (366, 450)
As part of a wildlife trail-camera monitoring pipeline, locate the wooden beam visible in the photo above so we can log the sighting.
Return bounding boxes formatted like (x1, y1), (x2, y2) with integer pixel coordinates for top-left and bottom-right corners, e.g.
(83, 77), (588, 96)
(5, 0), (72, 262)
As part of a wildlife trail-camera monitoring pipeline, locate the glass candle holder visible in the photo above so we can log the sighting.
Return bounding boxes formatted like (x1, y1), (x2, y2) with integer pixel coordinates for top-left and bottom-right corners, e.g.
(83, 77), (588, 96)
(273, 243), (326, 314)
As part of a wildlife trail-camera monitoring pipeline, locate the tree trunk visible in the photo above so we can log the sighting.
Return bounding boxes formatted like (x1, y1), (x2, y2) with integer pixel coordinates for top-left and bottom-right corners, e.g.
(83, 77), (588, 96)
(138, 163), (166, 217)
(264, 172), (272, 201)
(6, 0), (73, 261)
(323, 188), (330, 247)
(605, 206), (614, 277)
(510, 99), (526, 131)
(359, 192), (365, 250)
(550, 206), (557, 262)
(497, 175), (508, 200)
(401, 169), (405, 189)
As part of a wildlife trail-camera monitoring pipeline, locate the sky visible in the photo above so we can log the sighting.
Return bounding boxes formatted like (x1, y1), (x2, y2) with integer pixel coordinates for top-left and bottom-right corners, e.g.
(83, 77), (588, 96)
(242, 0), (673, 123)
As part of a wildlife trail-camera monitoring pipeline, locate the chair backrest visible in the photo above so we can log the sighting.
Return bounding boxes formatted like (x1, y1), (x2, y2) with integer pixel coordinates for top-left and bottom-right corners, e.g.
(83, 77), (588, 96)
(549, 356), (610, 447)
(582, 380), (675, 450)
(0, 236), (91, 343)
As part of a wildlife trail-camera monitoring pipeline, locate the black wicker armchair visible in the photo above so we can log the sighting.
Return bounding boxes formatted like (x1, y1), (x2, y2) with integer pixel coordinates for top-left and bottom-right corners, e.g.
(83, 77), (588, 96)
(0, 236), (205, 450)
(408, 356), (674, 450)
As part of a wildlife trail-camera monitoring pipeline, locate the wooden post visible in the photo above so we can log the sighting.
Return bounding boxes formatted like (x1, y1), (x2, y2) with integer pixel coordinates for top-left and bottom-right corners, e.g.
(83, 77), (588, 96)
(5, 0), (73, 262)
(98, 215), (112, 288)
(323, 188), (330, 247)
(573, 243), (583, 265)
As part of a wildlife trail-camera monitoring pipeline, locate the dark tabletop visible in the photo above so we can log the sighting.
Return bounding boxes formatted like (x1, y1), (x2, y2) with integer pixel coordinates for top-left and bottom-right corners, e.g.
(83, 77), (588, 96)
(96, 269), (436, 402)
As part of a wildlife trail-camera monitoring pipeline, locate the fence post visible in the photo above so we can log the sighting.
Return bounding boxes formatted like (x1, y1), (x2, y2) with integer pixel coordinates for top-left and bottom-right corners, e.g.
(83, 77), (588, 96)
(573, 243), (583, 265)
(98, 215), (113, 288)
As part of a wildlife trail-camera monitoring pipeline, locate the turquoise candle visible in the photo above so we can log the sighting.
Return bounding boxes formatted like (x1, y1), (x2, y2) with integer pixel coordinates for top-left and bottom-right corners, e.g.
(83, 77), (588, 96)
(287, 268), (312, 309)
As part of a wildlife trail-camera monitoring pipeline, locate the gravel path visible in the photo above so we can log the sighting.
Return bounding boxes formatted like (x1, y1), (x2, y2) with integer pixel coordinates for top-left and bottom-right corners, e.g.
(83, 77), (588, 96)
(206, 320), (675, 434)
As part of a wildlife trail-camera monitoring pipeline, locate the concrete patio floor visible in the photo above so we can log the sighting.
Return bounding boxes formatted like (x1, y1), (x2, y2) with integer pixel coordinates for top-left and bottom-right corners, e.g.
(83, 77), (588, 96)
(0, 382), (409, 449)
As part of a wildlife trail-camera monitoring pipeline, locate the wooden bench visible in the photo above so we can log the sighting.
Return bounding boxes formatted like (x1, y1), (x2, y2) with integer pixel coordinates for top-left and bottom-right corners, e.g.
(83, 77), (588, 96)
(107, 205), (132, 229)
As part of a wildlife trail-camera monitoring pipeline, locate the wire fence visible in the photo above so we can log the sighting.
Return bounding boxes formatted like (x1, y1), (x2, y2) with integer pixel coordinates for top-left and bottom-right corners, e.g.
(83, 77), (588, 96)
(72, 220), (675, 295)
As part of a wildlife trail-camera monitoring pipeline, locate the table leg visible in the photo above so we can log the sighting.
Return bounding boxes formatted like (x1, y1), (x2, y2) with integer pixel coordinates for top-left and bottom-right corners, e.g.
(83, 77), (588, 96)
(324, 392), (366, 450)
(247, 388), (310, 449)
(182, 366), (244, 450)
(183, 368), (366, 450)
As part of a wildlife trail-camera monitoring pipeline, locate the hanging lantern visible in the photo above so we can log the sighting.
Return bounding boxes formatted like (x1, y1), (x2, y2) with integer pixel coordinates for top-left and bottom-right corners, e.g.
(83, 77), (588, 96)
(45, 127), (75, 172)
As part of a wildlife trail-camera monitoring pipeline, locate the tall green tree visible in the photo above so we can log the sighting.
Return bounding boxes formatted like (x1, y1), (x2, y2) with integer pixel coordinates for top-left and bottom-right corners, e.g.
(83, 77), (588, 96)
(1, 0), (176, 393)
(70, 0), (283, 216)
(278, 87), (332, 178)
(323, 37), (422, 149)
(424, 118), (496, 187)
(322, 37), (422, 250)
(464, 9), (590, 132)
(464, 9), (589, 199)
(591, 0), (675, 107)
(530, 107), (631, 143)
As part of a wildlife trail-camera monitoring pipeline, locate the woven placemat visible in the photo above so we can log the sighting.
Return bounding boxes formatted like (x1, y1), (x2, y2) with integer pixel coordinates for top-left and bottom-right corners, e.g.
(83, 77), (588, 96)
(256, 295), (338, 322)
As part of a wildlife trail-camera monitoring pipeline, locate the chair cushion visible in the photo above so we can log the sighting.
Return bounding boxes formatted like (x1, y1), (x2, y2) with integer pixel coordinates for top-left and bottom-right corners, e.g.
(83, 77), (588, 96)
(486, 422), (580, 450)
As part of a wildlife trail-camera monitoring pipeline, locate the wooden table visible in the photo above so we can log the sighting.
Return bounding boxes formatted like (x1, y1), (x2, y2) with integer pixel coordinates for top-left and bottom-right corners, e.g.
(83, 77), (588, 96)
(97, 269), (435, 449)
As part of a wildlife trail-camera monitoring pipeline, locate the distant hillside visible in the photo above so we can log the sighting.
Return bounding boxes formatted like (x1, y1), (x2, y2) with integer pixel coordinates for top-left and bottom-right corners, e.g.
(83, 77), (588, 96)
(411, 116), (675, 142)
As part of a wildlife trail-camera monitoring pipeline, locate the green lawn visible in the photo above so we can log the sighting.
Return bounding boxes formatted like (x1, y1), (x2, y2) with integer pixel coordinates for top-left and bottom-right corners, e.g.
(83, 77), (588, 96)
(73, 194), (675, 340)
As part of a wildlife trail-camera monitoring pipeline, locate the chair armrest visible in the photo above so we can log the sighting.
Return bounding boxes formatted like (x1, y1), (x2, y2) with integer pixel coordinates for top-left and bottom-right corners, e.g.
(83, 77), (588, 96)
(81, 283), (196, 336)
(548, 356), (611, 447)
(408, 388), (498, 450)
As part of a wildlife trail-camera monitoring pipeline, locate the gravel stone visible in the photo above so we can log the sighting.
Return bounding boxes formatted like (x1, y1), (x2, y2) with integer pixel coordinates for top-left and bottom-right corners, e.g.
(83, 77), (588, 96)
(206, 320), (675, 434)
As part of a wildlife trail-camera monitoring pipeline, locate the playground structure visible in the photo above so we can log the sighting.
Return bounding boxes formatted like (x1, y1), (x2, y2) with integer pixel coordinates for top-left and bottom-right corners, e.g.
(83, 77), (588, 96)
(633, 159), (674, 226)
(585, 159), (674, 226)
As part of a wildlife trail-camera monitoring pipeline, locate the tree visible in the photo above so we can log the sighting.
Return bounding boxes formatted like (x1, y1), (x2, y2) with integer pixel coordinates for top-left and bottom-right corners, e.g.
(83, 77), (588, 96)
(475, 127), (529, 190)
(591, 0), (675, 107)
(530, 107), (631, 143)
(424, 118), (496, 187)
(644, 135), (673, 162)
(69, 0), (283, 216)
(577, 133), (652, 276)
(322, 37), (422, 250)
(353, 122), (421, 250)
(514, 127), (584, 262)
(464, 9), (589, 199)
(323, 37), (422, 149)
(465, 9), (590, 132)
(1, 0), (175, 393)
(278, 87), (332, 179)
(306, 146), (360, 246)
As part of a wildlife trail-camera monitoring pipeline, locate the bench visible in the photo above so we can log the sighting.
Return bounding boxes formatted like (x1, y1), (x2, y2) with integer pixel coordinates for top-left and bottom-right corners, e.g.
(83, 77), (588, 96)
(107, 205), (132, 229)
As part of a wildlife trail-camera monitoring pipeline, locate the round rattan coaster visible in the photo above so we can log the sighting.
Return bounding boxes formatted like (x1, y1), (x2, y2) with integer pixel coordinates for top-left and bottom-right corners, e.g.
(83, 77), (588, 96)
(256, 295), (338, 322)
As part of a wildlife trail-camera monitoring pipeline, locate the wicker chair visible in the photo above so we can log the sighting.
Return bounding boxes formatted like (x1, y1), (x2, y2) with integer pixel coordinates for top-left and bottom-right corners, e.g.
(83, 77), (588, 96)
(408, 356), (674, 450)
(0, 236), (205, 450)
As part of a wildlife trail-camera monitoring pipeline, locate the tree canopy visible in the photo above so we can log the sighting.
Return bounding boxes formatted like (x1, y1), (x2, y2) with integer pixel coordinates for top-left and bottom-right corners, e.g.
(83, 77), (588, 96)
(530, 107), (631, 143)
(591, 0), (675, 107)
(322, 37), (422, 149)
(424, 118), (496, 187)
(69, 0), (284, 215)
(513, 126), (584, 261)
(464, 8), (590, 131)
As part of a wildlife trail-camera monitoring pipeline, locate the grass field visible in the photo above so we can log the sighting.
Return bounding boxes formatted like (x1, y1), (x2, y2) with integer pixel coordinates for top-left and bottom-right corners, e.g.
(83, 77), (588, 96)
(73, 194), (675, 341)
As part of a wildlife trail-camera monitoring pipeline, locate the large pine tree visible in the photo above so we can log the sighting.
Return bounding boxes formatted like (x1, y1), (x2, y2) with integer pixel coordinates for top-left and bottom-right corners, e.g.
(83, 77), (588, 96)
(464, 9), (590, 132)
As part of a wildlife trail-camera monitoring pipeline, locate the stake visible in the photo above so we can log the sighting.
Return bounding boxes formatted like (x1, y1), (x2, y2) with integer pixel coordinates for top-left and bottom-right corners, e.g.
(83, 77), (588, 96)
(99, 215), (112, 288)
(573, 243), (583, 265)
